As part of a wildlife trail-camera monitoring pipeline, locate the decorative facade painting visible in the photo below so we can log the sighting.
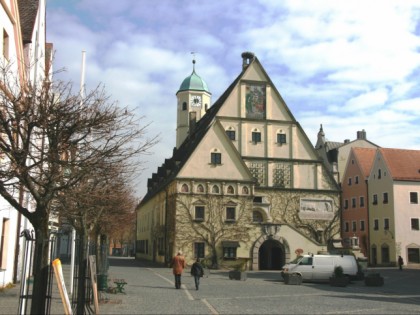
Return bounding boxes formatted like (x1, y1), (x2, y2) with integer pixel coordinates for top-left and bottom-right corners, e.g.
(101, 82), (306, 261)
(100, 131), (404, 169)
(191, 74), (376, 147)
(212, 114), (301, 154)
(245, 84), (266, 119)
(299, 198), (334, 220)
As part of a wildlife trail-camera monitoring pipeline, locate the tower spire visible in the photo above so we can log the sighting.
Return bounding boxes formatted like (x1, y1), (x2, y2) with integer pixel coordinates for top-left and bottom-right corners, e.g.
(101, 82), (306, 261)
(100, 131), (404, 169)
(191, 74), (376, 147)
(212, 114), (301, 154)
(191, 51), (196, 72)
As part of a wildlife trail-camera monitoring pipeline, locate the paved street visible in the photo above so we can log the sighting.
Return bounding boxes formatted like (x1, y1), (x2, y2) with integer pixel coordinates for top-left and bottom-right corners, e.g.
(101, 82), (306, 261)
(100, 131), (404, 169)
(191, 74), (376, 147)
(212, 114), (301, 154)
(1, 257), (420, 314)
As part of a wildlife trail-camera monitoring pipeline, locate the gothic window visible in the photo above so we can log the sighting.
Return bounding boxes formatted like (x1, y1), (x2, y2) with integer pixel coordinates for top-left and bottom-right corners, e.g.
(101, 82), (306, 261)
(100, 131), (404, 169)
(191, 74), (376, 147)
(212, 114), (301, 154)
(181, 184), (189, 192)
(212, 185), (220, 194)
(242, 186), (249, 195)
(227, 185), (234, 194)
(197, 184), (204, 193)
(252, 211), (263, 223)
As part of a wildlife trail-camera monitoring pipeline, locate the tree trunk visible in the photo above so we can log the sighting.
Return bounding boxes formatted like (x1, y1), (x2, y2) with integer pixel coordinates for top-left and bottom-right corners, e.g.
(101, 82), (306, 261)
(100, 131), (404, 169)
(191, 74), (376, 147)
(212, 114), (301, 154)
(76, 229), (89, 314)
(30, 219), (50, 315)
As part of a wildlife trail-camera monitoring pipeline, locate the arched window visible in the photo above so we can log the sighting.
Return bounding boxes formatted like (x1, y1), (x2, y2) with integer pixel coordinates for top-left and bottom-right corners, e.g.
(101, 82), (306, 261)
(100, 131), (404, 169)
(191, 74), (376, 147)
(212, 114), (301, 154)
(242, 186), (249, 195)
(227, 185), (234, 194)
(197, 184), (204, 193)
(212, 185), (220, 194)
(252, 211), (263, 223)
(181, 184), (189, 192)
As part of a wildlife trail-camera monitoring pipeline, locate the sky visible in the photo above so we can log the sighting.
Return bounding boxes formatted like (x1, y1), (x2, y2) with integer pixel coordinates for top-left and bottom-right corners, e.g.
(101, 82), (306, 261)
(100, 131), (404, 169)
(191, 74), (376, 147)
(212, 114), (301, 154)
(46, 0), (420, 198)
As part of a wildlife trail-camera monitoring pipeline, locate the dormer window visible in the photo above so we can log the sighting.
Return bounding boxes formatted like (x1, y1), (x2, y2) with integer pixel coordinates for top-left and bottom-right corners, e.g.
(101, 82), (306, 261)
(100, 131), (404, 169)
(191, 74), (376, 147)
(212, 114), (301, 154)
(211, 149), (222, 165)
(252, 130), (261, 143)
(277, 133), (286, 144)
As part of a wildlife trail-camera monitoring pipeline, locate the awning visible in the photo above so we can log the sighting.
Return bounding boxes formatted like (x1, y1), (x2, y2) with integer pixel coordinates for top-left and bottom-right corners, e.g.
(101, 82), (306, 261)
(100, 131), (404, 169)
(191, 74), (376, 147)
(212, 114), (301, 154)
(222, 241), (240, 248)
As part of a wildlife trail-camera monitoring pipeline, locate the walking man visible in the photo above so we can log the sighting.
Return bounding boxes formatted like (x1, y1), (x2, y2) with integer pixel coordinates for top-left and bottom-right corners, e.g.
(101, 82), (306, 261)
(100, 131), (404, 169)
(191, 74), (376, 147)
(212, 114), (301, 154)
(398, 255), (404, 271)
(190, 258), (204, 290)
(171, 251), (186, 289)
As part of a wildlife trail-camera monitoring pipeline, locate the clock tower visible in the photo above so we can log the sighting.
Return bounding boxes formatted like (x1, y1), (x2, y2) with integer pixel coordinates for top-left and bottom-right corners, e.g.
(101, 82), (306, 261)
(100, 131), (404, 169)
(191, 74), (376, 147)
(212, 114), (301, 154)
(176, 57), (211, 148)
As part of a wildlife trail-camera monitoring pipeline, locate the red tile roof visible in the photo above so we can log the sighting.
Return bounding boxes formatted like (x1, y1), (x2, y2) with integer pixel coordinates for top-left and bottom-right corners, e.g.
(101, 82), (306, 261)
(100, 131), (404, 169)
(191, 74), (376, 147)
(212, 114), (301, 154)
(352, 147), (376, 178)
(379, 148), (420, 182)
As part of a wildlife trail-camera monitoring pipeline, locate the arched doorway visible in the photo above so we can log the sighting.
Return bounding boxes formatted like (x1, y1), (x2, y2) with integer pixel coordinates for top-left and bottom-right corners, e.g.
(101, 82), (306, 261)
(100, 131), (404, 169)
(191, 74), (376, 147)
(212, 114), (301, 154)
(258, 239), (284, 270)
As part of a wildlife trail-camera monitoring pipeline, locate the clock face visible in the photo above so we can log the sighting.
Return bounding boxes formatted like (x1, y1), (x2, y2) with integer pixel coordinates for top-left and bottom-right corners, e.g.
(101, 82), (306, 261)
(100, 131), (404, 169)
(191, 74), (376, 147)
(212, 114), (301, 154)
(191, 95), (202, 106)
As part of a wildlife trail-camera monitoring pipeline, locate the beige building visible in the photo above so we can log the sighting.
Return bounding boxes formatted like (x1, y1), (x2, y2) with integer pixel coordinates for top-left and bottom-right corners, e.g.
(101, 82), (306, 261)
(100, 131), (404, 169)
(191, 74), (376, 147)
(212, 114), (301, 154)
(136, 52), (341, 270)
(315, 126), (378, 183)
(368, 148), (420, 266)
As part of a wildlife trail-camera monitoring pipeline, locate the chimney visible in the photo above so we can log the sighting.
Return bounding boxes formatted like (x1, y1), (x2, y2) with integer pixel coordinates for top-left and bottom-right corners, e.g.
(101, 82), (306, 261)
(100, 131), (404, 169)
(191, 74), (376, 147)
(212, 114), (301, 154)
(241, 51), (255, 70)
(357, 129), (366, 140)
(344, 139), (350, 143)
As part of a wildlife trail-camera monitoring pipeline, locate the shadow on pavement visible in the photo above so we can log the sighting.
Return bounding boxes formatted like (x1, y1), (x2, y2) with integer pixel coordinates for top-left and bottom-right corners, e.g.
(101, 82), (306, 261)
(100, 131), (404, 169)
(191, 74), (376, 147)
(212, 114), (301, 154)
(108, 257), (166, 268)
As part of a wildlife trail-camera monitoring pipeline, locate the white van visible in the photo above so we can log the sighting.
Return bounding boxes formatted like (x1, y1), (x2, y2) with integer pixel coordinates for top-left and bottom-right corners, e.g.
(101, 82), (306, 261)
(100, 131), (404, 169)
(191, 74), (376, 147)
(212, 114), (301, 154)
(281, 254), (358, 282)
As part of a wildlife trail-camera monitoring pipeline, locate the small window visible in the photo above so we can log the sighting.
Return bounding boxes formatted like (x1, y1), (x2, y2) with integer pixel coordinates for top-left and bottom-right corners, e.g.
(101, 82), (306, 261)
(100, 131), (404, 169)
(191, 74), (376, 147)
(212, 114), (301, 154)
(384, 218), (390, 230)
(360, 196), (365, 207)
(344, 222), (349, 232)
(227, 185), (234, 194)
(211, 152), (221, 165)
(242, 186), (249, 195)
(181, 184), (189, 193)
(252, 211), (263, 223)
(411, 218), (419, 231)
(348, 178), (352, 186)
(252, 131), (261, 143)
(383, 192), (388, 204)
(222, 241), (239, 259)
(374, 219), (379, 230)
(373, 194), (378, 205)
(378, 169), (382, 179)
(226, 130), (236, 140)
(360, 220), (365, 231)
(195, 206), (205, 221)
(226, 207), (236, 221)
(352, 198), (356, 208)
(182, 102), (187, 110)
(197, 184), (204, 193)
(212, 185), (220, 194)
(410, 192), (418, 204)
(194, 242), (205, 259)
(253, 196), (262, 203)
(352, 221), (357, 232)
(355, 176), (359, 184)
(344, 199), (348, 209)
(277, 133), (286, 144)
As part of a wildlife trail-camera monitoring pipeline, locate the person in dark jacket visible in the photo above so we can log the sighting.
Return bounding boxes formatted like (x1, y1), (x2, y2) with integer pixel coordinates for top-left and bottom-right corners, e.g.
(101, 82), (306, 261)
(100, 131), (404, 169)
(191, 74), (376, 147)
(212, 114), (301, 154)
(398, 256), (404, 271)
(190, 258), (204, 290)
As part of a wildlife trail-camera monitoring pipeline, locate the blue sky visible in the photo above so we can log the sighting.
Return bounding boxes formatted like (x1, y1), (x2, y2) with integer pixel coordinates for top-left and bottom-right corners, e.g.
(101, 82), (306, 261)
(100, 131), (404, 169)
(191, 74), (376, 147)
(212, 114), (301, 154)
(46, 0), (420, 198)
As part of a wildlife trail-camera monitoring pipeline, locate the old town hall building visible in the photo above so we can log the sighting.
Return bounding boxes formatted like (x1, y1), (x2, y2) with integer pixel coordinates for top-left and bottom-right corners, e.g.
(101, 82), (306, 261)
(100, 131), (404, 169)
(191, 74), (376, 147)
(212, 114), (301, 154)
(136, 52), (341, 270)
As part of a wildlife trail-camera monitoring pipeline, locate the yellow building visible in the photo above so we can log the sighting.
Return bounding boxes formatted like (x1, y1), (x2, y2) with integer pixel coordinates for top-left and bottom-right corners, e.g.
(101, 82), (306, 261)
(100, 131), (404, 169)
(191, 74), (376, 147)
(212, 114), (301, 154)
(136, 52), (341, 270)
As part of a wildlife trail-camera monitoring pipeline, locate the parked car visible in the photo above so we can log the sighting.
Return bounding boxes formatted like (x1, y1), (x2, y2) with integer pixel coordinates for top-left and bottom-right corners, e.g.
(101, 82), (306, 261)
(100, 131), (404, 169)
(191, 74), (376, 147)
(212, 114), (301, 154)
(281, 254), (358, 282)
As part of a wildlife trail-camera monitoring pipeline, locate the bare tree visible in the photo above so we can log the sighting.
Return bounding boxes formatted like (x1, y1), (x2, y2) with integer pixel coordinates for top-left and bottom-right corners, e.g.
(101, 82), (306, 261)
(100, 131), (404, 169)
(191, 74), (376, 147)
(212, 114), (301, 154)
(0, 63), (157, 314)
(175, 194), (252, 268)
(267, 190), (341, 246)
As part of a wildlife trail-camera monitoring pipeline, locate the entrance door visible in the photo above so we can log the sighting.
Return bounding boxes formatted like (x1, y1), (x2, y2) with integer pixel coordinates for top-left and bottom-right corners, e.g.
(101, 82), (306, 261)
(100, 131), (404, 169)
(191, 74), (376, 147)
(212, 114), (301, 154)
(258, 240), (284, 270)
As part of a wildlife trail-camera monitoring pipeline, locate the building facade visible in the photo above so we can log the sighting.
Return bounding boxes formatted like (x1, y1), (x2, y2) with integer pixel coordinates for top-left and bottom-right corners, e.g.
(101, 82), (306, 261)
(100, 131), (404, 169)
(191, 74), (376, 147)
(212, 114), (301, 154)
(341, 147), (376, 258)
(368, 148), (420, 267)
(136, 53), (341, 270)
(0, 0), (50, 287)
(315, 126), (378, 183)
